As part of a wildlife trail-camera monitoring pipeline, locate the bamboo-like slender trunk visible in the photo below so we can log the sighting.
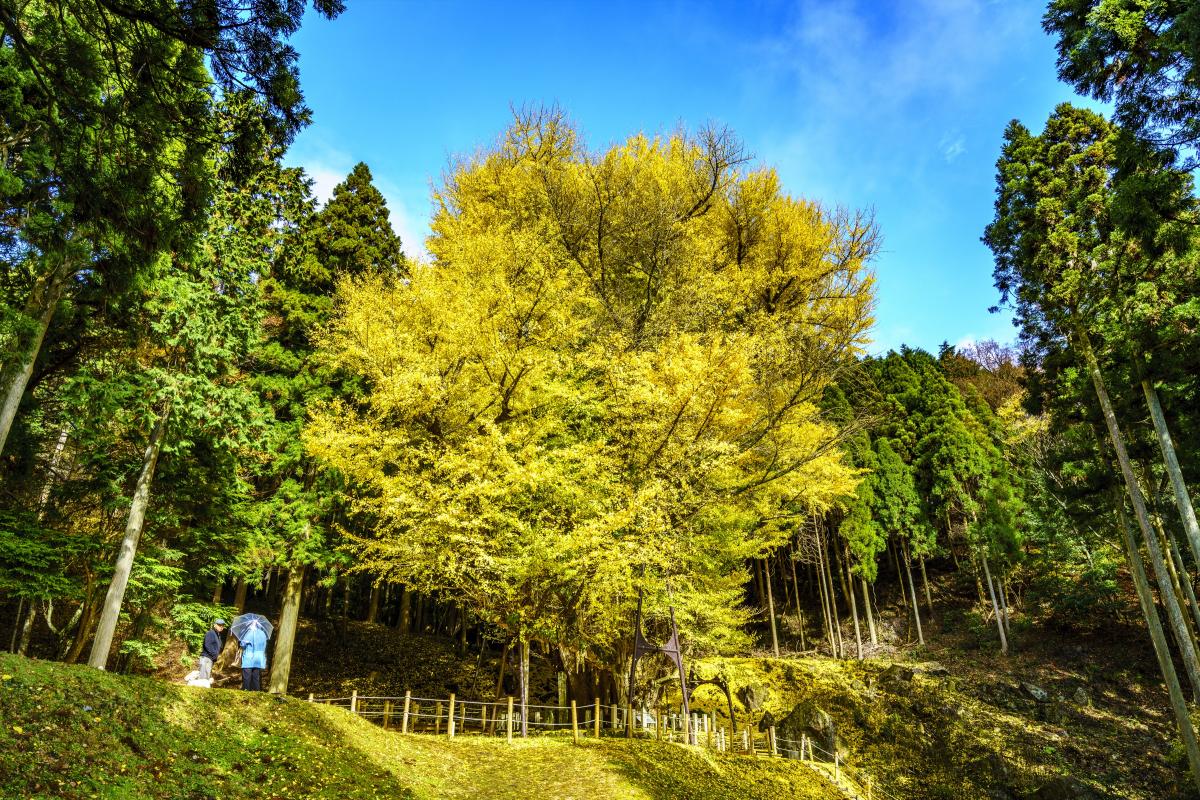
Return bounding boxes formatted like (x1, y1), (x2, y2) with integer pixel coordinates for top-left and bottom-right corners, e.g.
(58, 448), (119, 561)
(819, 532), (843, 657)
(87, 405), (170, 670)
(861, 577), (877, 646)
(919, 557), (933, 615)
(1080, 333), (1200, 701)
(997, 576), (1011, 635)
(764, 558), (780, 657)
(1142, 378), (1200, 570)
(788, 548), (806, 650)
(753, 558), (765, 609)
(902, 542), (924, 645)
(779, 554), (794, 626)
(981, 555), (1008, 655)
(1168, 534), (1200, 639)
(814, 536), (836, 656)
(0, 261), (72, 458)
(520, 639), (530, 737)
(1156, 518), (1200, 657)
(269, 565), (305, 694)
(840, 543), (863, 660)
(892, 539), (908, 611)
(1115, 496), (1200, 793)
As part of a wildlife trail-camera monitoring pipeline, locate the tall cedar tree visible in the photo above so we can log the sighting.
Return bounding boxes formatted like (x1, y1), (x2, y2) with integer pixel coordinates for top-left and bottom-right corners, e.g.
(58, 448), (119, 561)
(248, 161), (404, 694)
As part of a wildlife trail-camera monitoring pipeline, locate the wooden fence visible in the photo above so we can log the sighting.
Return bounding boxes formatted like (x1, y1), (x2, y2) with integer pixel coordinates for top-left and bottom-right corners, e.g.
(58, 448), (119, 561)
(308, 691), (902, 800)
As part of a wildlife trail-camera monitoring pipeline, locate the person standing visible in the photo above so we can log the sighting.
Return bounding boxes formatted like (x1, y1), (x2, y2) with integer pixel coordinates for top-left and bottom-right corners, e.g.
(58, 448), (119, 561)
(239, 620), (268, 691)
(198, 619), (226, 682)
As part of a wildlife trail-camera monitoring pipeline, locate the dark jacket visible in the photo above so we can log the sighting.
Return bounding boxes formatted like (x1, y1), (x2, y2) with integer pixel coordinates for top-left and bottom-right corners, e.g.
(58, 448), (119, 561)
(202, 629), (223, 661)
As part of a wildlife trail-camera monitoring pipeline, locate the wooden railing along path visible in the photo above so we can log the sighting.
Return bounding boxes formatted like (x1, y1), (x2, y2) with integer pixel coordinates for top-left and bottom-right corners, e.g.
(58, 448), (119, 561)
(308, 691), (902, 800)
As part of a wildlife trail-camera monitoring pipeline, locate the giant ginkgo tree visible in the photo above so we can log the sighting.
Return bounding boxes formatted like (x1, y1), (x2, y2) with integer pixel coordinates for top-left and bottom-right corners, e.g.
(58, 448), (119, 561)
(306, 109), (877, 726)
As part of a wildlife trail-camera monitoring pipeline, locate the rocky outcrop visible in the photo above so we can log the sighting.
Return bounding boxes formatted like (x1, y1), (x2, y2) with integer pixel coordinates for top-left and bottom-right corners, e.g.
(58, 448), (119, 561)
(775, 700), (844, 759)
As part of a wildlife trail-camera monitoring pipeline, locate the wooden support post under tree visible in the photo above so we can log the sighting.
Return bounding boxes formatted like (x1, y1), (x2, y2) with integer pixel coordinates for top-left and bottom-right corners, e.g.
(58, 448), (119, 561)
(448, 694), (456, 738)
(571, 700), (579, 744)
(402, 691), (411, 733)
(594, 699), (600, 738)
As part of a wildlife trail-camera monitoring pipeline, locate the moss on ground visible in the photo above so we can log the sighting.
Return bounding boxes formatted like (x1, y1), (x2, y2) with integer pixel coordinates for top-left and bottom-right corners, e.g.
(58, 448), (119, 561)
(682, 651), (1192, 800)
(0, 653), (838, 800)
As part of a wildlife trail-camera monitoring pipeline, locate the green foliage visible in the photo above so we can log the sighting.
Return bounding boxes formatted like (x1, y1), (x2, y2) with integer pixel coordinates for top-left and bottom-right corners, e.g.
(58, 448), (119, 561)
(171, 602), (239, 659)
(1045, 0), (1200, 164)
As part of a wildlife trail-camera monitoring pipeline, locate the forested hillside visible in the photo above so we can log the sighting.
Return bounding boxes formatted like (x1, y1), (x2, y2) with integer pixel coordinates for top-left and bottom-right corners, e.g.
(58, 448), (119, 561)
(3, 2), (1200, 799)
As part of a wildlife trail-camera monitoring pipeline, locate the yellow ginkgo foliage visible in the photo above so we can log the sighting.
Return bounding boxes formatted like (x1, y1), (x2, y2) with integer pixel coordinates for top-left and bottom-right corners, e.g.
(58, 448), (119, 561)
(306, 109), (877, 699)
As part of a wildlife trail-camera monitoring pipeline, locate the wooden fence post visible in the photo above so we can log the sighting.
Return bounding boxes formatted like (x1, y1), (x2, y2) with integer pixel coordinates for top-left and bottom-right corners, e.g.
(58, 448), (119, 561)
(610, 703), (617, 733)
(625, 703), (633, 739)
(402, 691), (411, 734)
(435, 701), (443, 735)
(506, 696), (514, 743)
(707, 717), (713, 749)
(801, 733), (807, 761)
(307, 693), (314, 702)
(384, 700), (393, 730)
(594, 699), (601, 738)
(350, 690), (358, 715)
(769, 726), (777, 756)
(459, 697), (466, 732)
(481, 702), (489, 733)
(448, 693), (456, 738)
(571, 700), (579, 745)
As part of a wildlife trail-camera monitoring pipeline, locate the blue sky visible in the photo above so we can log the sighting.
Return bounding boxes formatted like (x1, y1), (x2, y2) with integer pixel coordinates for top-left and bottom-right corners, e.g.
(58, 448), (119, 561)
(285, 0), (1097, 354)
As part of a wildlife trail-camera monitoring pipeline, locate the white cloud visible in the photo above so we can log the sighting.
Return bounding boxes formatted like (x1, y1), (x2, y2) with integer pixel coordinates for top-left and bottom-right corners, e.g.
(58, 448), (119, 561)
(749, 0), (1037, 201)
(288, 144), (430, 262)
(939, 131), (967, 162)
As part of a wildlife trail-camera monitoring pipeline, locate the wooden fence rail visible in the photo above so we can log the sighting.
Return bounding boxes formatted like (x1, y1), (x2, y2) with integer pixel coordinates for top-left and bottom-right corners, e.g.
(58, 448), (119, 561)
(308, 692), (897, 800)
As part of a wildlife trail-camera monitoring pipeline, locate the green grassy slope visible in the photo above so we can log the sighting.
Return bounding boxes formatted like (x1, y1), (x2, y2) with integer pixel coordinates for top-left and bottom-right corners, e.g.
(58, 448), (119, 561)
(0, 653), (839, 800)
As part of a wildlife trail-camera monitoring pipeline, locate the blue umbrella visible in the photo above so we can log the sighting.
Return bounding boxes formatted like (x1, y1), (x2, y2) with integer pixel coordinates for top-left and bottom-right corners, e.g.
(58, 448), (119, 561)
(230, 613), (274, 642)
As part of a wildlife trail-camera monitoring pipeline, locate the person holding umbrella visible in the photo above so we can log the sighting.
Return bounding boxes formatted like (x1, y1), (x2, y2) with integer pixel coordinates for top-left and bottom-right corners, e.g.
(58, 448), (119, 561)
(230, 613), (273, 691)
